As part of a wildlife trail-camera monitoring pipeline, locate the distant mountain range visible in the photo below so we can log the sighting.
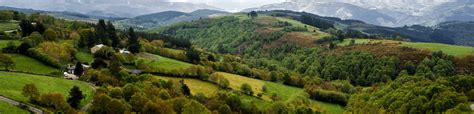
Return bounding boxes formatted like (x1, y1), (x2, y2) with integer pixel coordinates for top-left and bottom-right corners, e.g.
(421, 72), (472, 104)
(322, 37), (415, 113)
(244, 0), (474, 27)
(116, 9), (229, 29)
(0, 0), (222, 18)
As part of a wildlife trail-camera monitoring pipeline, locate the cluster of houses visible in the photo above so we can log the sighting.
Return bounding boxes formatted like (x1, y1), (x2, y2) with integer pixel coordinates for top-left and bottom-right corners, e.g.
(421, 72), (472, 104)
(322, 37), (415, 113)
(63, 44), (136, 80)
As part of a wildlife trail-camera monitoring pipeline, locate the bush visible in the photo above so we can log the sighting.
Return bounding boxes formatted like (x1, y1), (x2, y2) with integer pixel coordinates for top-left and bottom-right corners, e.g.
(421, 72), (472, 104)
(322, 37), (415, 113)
(306, 89), (348, 106)
(27, 48), (62, 68)
(240, 83), (253, 95)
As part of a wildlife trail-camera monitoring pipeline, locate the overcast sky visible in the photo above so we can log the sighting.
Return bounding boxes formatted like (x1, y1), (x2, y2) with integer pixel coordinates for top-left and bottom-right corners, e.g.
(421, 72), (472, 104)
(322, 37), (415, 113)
(167, 0), (286, 12)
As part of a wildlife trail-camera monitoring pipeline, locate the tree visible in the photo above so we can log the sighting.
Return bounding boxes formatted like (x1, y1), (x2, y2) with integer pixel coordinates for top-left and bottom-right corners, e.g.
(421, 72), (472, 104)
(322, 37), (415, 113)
(36, 22), (46, 34)
(128, 27), (140, 53)
(67, 86), (84, 109)
(123, 84), (141, 101)
(19, 19), (34, 37)
(186, 49), (200, 64)
(182, 100), (211, 114)
(43, 29), (58, 41)
(240, 83), (253, 95)
(109, 54), (123, 77)
(22, 84), (40, 102)
(328, 42), (336, 49)
(180, 80), (191, 96)
(271, 101), (288, 114)
(73, 62), (84, 76)
(249, 11), (258, 19)
(39, 93), (70, 111)
(218, 104), (232, 114)
(17, 42), (31, 55)
(130, 93), (149, 112)
(107, 21), (119, 48)
(142, 100), (175, 114)
(0, 53), (15, 71)
(26, 32), (44, 47)
(95, 19), (106, 46)
(106, 99), (131, 113)
(90, 94), (112, 113)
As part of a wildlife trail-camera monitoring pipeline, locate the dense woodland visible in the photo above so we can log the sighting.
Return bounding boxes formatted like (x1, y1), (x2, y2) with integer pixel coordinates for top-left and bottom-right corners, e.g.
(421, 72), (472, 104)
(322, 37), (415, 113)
(0, 10), (473, 113)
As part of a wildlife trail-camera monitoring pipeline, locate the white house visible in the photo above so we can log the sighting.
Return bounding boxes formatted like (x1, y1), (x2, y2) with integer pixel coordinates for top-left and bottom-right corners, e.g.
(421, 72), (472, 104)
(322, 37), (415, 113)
(64, 64), (90, 80)
(119, 48), (131, 54)
(91, 44), (106, 54)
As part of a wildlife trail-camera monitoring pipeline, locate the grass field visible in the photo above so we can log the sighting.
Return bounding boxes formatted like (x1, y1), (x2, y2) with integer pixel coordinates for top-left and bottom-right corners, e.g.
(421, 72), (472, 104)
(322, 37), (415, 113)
(137, 53), (193, 71)
(1, 54), (59, 75)
(163, 48), (185, 55)
(0, 72), (94, 107)
(75, 51), (94, 64)
(215, 72), (345, 113)
(0, 22), (19, 32)
(337, 38), (474, 57)
(0, 40), (20, 48)
(401, 42), (474, 57)
(154, 76), (219, 97)
(0, 101), (29, 114)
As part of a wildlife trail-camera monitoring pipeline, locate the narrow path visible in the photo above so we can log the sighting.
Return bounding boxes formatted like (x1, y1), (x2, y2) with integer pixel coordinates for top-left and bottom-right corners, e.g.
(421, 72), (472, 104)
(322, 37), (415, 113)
(80, 83), (97, 112)
(0, 96), (43, 114)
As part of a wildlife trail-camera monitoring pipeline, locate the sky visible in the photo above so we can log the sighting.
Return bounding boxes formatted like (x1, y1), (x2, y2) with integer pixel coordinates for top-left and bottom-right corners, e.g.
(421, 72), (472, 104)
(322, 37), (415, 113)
(166, 0), (286, 12)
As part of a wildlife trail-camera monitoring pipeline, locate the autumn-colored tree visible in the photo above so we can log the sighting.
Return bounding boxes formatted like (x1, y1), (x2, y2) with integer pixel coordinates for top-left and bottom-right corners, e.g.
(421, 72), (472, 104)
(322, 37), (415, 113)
(43, 29), (58, 41)
(0, 53), (15, 71)
(22, 84), (40, 102)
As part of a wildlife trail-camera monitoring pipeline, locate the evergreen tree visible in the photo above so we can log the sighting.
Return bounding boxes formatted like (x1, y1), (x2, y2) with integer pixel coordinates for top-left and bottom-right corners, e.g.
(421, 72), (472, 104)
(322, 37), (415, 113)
(36, 22), (46, 34)
(128, 27), (140, 53)
(96, 19), (108, 45)
(73, 62), (84, 76)
(180, 80), (191, 96)
(67, 86), (84, 109)
(107, 21), (119, 48)
(19, 20), (34, 37)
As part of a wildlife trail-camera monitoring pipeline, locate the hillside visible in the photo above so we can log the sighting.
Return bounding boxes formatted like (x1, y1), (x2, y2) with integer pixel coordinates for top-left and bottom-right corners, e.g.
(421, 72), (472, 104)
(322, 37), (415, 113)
(116, 9), (229, 30)
(156, 12), (474, 113)
(0, 7), (473, 114)
(248, 10), (474, 47)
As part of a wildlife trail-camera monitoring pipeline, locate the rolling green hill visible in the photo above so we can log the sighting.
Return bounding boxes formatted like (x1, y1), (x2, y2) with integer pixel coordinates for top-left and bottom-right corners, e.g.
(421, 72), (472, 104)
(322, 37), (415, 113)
(2, 54), (59, 75)
(137, 53), (194, 71)
(0, 72), (94, 107)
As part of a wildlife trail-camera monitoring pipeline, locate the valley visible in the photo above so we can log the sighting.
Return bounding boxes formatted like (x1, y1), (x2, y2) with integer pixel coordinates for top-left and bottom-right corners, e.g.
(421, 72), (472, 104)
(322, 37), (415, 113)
(0, 2), (473, 113)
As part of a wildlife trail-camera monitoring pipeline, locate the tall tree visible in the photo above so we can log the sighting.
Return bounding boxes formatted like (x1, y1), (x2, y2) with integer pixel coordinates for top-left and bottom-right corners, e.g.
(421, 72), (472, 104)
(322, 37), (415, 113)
(67, 86), (84, 109)
(180, 80), (191, 96)
(107, 21), (119, 48)
(19, 19), (34, 37)
(73, 62), (84, 76)
(96, 19), (109, 45)
(128, 27), (140, 53)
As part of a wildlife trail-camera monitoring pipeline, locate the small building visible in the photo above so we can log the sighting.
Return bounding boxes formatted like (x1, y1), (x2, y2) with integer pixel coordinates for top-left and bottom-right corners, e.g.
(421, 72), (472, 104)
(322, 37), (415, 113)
(91, 44), (106, 54)
(119, 48), (131, 54)
(64, 64), (90, 80)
